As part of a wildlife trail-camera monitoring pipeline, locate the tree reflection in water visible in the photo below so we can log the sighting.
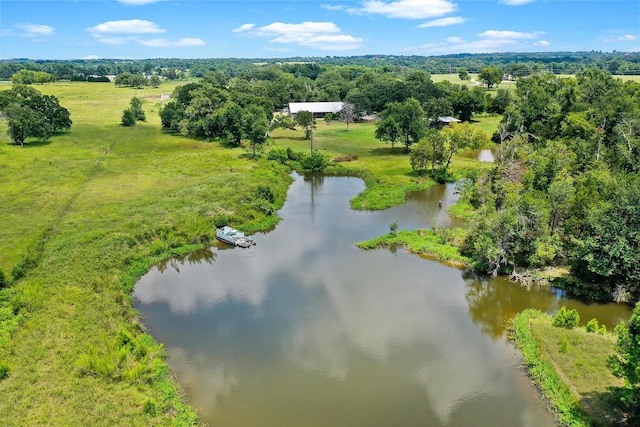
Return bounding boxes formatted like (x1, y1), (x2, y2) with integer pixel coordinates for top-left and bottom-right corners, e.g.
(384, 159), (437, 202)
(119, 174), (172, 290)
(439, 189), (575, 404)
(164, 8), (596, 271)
(156, 247), (217, 274)
(463, 269), (558, 339)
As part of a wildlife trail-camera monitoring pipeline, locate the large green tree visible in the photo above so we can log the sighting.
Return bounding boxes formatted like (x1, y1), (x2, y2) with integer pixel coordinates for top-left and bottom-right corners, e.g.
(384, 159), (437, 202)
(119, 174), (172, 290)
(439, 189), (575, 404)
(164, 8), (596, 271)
(375, 98), (427, 152)
(410, 129), (447, 175)
(571, 175), (640, 299)
(442, 122), (488, 171)
(374, 114), (402, 150)
(0, 85), (71, 145)
(243, 105), (269, 158)
(294, 110), (315, 152)
(451, 87), (485, 122)
(478, 66), (503, 88)
(611, 302), (640, 423)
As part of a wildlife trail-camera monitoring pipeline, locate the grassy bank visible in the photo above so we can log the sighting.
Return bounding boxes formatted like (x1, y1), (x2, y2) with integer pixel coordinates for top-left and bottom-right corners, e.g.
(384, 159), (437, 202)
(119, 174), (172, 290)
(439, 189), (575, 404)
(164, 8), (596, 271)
(0, 82), (291, 425)
(357, 228), (470, 266)
(509, 310), (625, 426)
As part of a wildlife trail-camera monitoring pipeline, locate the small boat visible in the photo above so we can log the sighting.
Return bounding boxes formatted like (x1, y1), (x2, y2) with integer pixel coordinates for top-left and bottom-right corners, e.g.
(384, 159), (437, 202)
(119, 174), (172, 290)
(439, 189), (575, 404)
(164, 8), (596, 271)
(216, 226), (256, 248)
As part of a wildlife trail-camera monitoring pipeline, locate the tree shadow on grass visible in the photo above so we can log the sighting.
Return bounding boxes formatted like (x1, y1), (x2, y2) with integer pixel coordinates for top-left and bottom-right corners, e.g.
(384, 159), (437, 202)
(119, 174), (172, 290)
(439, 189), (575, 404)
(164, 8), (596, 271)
(369, 146), (408, 156)
(580, 388), (628, 426)
(405, 169), (431, 178)
(5, 138), (53, 148)
(270, 134), (307, 142)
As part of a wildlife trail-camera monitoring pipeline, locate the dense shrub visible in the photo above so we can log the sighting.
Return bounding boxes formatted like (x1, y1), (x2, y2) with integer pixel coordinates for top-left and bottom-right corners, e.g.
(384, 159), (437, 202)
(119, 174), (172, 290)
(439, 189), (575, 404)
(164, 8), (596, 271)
(213, 216), (229, 228)
(267, 149), (288, 165)
(257, 185), (275, 203)
(300, 150), (327, 172)
(553, 306), (580, 329)
(0, 361), (9, 381)
(142, 399), (158, 416)
(121, 109), (136, 127)
(129, 97), (146, 122)
(585, 318), (606, 334)
(86, 76), (111, 83)
(286, 147), (302, 161)
(611, 302), (640, 424)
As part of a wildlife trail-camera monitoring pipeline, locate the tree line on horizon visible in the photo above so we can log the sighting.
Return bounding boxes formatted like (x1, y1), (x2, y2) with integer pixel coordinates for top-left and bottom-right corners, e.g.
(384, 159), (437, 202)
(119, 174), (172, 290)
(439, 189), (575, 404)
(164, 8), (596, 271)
(2, 50), (640, 82)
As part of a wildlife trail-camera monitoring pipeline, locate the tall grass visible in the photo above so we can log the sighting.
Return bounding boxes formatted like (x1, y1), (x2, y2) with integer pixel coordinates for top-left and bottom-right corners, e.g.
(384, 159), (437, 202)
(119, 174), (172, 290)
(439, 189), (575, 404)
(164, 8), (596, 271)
(357, 228), (470, 266)
(0, 82), (291, 425)
(509, 310), (602, 427)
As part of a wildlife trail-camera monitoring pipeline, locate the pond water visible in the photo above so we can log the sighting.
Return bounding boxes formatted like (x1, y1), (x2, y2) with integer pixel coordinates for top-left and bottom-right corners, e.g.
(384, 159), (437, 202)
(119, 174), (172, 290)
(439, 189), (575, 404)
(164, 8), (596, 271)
(459, 148), (496, 163)
(134, 173), (631, 427)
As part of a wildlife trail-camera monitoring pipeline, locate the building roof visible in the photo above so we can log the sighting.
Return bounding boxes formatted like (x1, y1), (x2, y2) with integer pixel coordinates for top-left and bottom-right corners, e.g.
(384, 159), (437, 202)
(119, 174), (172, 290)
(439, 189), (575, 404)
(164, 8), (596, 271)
(438, 116), (461, 123)
(288, 102), (344, 114)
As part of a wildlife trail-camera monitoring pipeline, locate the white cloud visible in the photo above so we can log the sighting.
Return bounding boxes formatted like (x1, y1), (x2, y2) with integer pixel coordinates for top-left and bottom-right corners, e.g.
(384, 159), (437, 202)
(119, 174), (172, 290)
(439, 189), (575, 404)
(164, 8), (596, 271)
(478, 30), (542, 40)
(500, 0), (536, 5)
(237, 21), (364, 51)
(232, 24), (256, 33)
(321, 4), (348, 11)
(255, 22), (341, 39)
(82, 55), (101, 60)
(413, 28), (547, 54)
(86, 19), (204, 48)
(17, 24), (55, 37)
(418, 16), (466, 28)
(140, 37), (206, 47)
(117, 0), (164, 4)
(349, 0), (457, 19)
(264, 47), (292, 53)
(91, 35), (130, 45)
(87, 19), (166, 34)
(619, 34), (636, 41)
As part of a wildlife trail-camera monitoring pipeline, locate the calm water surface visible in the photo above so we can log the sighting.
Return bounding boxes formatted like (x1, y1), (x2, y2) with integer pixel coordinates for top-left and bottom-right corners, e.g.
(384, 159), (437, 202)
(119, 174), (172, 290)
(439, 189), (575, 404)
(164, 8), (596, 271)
(134, 173), (631, 427)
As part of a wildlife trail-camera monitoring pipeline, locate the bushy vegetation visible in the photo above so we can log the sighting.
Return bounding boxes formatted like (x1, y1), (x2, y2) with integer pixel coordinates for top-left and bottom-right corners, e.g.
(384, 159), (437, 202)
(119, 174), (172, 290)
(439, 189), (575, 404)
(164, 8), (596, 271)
(0, 85), (71, 145)
(357, 227), (470, 265)
(610, 302), (640, 423)
(114, 72), (161, 88)
(11, 69), (56, 85)
(458, 70), (640, 301)
(121, 96), (146, 127)
(585, 318), (607, 335)
(553, 306), (581, 329)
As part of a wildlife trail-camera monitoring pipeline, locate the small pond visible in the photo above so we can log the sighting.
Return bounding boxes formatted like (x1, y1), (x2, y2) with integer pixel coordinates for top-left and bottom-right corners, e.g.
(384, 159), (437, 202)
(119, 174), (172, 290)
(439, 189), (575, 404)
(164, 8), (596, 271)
(134, 173), (631, 426)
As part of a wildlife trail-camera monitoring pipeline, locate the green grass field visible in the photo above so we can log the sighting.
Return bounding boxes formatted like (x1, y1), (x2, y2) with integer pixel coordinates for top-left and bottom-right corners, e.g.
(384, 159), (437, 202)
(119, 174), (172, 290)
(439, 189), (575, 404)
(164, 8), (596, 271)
(511, 310), (626, 426)
(0, 81), (499, 425)
(0, 82), (294, 425)
(530, 319), (624, 424)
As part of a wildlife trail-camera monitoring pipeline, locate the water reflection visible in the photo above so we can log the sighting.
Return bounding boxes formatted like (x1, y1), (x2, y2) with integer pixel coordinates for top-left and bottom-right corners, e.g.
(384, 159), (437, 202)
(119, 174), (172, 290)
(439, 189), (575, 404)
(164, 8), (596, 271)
(134, 173), (629, 426)
(155, 248), (217, 274)
(459, 148), (496, 163)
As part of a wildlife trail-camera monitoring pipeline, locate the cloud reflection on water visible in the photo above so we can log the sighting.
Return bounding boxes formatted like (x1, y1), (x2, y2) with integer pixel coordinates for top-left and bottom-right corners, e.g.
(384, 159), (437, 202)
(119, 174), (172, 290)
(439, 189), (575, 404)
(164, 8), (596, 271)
(134, 174), (557, 426)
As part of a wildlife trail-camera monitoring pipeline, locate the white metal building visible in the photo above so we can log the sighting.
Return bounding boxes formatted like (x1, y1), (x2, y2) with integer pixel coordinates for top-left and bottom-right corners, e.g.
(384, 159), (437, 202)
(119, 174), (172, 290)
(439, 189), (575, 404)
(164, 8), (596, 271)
(288, 102), (345, 120)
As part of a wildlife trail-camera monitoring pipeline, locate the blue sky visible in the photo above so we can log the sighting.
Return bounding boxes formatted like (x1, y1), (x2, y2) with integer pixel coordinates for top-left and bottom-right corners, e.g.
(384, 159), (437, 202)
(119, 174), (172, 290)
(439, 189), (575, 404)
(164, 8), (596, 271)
(1, 0), (639, 59)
